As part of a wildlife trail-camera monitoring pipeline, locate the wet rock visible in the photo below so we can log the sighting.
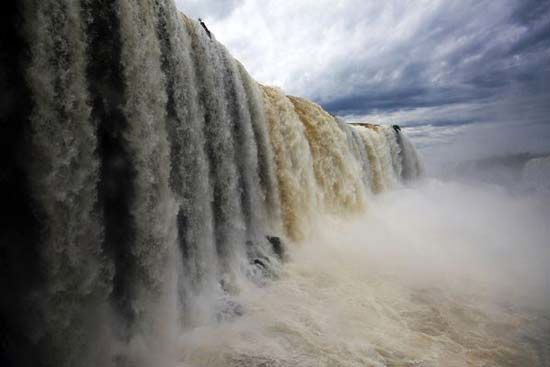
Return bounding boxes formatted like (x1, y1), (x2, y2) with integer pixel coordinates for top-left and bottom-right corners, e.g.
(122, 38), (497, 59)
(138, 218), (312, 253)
(266, 236), (285, 260)
(254, 258), (267, 268)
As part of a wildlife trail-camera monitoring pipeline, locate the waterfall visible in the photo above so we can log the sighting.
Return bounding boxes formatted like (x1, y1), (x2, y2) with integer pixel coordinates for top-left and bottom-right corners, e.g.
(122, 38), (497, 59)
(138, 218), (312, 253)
(288, 96), (366, 215)
(262, 87), (321, 240)
(0, 1), (422, 366)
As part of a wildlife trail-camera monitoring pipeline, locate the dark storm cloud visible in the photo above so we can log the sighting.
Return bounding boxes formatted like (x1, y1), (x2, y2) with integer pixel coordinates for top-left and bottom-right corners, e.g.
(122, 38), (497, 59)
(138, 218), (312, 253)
(320, 0), (550, 117)
(323, 85), (479, 114)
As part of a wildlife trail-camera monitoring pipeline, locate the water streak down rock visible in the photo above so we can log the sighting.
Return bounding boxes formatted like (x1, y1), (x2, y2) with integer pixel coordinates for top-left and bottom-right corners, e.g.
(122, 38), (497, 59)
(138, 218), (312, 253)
(0, 1), (422, 366)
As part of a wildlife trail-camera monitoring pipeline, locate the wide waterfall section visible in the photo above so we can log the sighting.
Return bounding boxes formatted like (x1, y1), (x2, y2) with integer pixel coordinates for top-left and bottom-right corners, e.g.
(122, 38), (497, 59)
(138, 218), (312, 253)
(1, 1), (423, 366)
(288, 96), (366, 215)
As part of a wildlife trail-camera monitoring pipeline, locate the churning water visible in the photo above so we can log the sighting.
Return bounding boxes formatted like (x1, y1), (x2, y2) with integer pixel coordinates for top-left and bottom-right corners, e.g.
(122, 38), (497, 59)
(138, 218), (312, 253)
(177, 176), (550, 367)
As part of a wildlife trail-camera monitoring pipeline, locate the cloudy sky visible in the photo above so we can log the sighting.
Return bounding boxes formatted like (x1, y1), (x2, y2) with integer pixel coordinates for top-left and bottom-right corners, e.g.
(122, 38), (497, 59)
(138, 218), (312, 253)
(176, 0), (550, 161)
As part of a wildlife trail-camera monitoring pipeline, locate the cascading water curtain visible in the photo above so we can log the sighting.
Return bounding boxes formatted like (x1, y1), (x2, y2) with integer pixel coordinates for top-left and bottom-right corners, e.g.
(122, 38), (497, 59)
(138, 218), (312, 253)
(0, 1), (422, 366)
